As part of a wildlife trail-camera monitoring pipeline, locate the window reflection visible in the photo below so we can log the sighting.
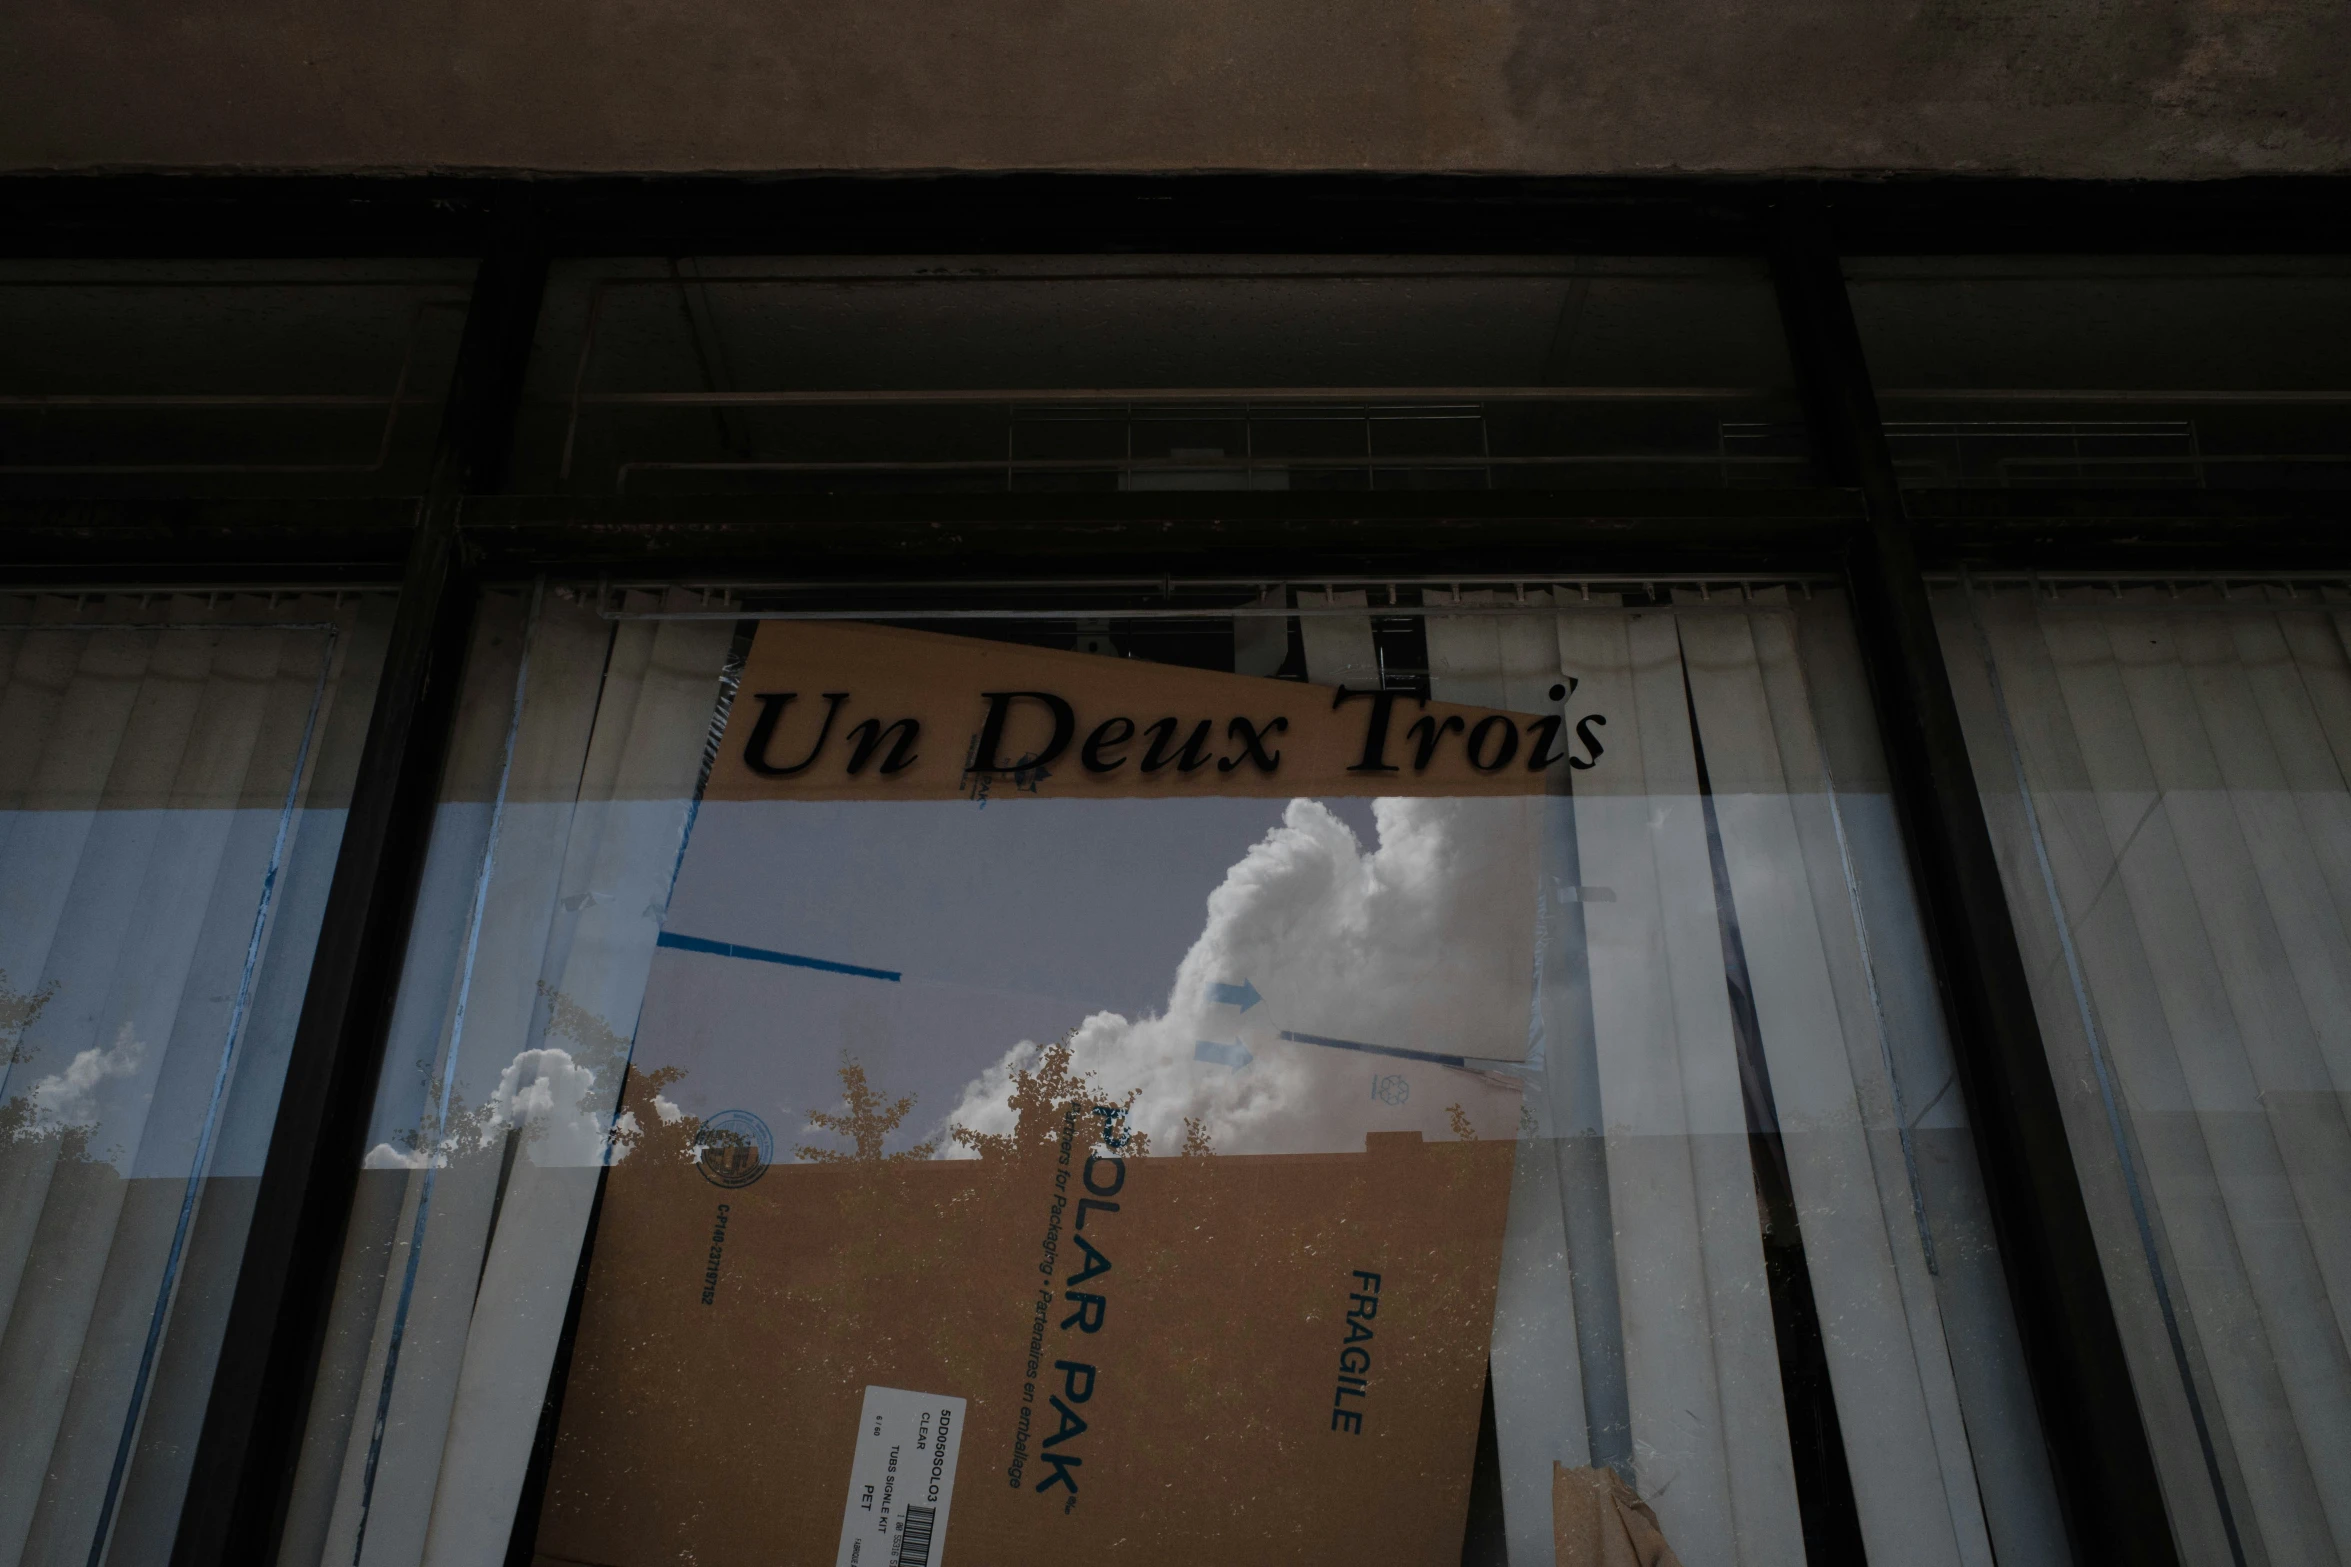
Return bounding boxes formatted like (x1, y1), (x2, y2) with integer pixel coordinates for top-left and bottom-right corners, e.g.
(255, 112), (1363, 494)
(511, 259), (1808, 495)
(0, 261), (473, 496)
(1851, 258), (2351, 490)
(288, 580), (2060, 1567)
(1938, 574), (2351, 1564)
(0, 591), (392, 1567)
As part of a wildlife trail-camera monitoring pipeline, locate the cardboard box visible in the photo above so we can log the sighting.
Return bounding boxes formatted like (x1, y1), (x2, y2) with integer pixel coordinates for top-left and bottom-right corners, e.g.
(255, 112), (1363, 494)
(532, 617), (1545, 1564)
(534, 1088), (1516, 1567)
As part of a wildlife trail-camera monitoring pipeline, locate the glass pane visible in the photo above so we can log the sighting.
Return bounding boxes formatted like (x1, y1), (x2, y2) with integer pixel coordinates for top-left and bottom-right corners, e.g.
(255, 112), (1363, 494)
(0, 261), (475, 496)
(0, 588), (395, 1565)
(510, 258), (1808, 495)
(289, 576), (2054, 1567)
(1850, 257), (2351, 490)
(1937, 575), (2351, 1564)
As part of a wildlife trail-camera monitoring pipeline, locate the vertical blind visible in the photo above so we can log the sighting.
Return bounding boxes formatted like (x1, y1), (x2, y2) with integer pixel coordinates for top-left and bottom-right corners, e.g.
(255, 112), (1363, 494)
(1939, 577), (2351, 1567)
(284, 589), (732, 1567)
(1412, 589), (2060, 1567)
(0, 590), (391, 1567)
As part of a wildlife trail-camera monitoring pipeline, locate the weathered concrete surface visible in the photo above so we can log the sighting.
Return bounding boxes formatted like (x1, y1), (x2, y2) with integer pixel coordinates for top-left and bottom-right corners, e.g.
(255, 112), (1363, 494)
(5, 0), (2347, 175)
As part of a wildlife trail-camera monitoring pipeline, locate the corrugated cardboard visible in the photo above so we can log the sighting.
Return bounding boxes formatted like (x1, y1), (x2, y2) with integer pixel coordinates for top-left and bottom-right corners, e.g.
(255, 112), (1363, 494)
(1551, 1466), (1684, 1567)
(534, 1089), (1517, 1567)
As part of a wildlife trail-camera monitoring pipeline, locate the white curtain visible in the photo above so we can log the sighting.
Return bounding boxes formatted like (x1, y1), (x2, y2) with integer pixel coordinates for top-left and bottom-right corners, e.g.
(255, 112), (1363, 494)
(281, 586), (734, 1567)
(0, 590), (393, 1567)
(1938, 577), (2351, 1567)
(1402, 586), (2059, 1567)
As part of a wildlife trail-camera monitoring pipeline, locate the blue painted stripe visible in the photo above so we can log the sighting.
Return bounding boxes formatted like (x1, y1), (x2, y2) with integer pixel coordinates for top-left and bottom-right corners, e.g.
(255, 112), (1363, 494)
(657, 930), (902, 982)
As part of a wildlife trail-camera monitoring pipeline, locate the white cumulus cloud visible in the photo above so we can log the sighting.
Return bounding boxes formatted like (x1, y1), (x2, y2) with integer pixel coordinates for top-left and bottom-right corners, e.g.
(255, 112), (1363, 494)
(363, 1044), (635, 1170)
(944, 796), (1540, 1156)
(486, 1046), (616, 1165)
(16, 1021), (143, 1138)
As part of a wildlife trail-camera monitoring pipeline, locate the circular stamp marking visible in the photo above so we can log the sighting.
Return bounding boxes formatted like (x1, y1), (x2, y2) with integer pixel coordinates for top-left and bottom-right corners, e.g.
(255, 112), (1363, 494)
(692, 1108), (774, 1189)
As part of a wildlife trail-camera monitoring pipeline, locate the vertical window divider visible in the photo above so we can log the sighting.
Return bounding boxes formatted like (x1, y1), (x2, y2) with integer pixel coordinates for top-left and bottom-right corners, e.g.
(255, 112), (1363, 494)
(170, 216), (550, 1567)
(1769, 223), (2181, 1567)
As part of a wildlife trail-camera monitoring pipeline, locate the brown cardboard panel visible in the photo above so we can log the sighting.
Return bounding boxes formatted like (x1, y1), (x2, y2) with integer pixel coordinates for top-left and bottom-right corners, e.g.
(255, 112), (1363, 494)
(538, 1091), (1517, 1567)
(707, 620), (1565, 802)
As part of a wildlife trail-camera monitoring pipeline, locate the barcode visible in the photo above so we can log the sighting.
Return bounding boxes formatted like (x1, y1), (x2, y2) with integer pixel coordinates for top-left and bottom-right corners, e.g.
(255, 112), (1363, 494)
(895, 1504), (937, 1567)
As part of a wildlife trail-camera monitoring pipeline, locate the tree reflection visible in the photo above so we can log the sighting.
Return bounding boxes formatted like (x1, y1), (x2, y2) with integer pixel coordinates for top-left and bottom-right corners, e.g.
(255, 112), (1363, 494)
(796, 1054), (938, 1163)
(948, 1033), (1154, 1161)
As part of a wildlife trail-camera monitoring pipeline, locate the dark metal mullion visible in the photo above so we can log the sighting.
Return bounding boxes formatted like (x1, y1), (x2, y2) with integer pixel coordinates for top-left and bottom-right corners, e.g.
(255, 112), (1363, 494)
(1769, 233), (2180, 1565)
(8, 489), (2351, 582)
(170, 227), (548, 1567)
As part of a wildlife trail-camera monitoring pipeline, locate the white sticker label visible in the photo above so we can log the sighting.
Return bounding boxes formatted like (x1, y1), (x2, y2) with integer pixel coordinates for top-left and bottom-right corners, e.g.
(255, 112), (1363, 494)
(835, 1386), (966, 1567)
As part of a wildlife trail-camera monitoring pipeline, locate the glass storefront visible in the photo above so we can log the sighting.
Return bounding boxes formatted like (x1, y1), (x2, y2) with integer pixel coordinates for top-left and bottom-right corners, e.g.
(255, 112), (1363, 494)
(0, 226), (2339, 1567)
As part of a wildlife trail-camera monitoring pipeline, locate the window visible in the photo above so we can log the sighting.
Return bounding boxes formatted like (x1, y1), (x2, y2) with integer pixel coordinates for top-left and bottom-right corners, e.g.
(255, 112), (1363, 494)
(0, 589), (395, 1564)
(1937, 575), (2351, 1565)
(0, 261), (475, 497)
(287, 576), (2052, 1566)
(1849, 258), (2351, 490)
(4, 192), (2329, 1567)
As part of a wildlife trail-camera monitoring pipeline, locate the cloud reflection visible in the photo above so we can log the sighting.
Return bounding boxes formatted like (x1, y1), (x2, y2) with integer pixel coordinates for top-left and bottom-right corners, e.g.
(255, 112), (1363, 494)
(945, 796), (1538, 1155)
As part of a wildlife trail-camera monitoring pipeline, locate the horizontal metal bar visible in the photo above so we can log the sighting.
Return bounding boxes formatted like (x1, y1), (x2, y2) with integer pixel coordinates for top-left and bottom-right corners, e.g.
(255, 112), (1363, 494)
(1934, 582), (2351, 603)
(0, 620), (342, 631)
(1984, 454), (2350, 467)
(573, 386), (1782, 406)
(0, 464), (400, 476)
(1020, 407), (1489, 420)
(1879, 388), (2351, 404)
(585, 571), (1831, 591)
(576, 268), (1734, 289)
(0, 274), (472, 288)
(0, 394), (441, 409)
(1970, 599), (2351, 613)
(610, 452), (1796, 479)
(1891, 422), (2192, 435)
(1931, 569), (2351, 584)
(1914, 526), (2351, 572)
(598, 599), (1810, 622)
(10, 171), (2351, 262)
(564, 386), (2351, 409)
